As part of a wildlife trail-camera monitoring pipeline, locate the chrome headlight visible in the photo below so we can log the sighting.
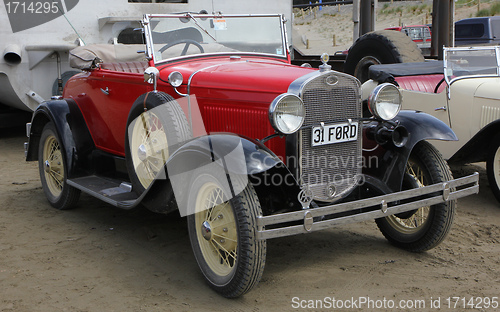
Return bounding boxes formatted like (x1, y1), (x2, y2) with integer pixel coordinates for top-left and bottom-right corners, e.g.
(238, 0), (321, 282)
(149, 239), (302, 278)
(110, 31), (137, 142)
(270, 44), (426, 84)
(368, 83), (402, 121)
(168, 71), (183, 87)
(269, 93), (305, 134)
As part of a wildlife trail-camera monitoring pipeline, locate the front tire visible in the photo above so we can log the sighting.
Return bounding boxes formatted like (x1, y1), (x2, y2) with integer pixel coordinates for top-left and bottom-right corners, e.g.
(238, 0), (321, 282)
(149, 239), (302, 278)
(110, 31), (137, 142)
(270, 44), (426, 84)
(187, 167), (266, 298)
(125, 92), (191, 194)
(486, 139), (500, 204)
(38, 122), (80, 209)
(376, 141), (456, 252)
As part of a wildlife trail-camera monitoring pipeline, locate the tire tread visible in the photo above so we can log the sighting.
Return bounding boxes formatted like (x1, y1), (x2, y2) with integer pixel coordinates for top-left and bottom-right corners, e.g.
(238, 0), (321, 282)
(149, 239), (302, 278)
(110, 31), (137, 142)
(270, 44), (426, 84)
(38, 122), (81, 210)
(376, 141), (456, 252)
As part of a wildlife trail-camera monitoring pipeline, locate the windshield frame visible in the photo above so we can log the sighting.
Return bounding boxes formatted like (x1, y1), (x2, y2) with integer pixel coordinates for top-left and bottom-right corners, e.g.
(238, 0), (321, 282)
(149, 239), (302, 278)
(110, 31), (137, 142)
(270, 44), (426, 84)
(142, 13), (289, 65)
(444, 46), (500, 86)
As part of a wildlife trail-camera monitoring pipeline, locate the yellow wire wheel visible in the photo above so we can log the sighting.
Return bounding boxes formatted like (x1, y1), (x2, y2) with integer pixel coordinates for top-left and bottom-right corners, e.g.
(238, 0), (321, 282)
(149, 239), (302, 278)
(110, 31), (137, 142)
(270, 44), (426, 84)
(375, 141), (456, 252)
(385, 159), (431, 234)
(194, 181), (238, 276)
(129, 110), (169, 189)
(38, 122), (80, 209)
(125, 92), (191, 195)
(42, 134), (64, 198)
(187, 168), (266, 298)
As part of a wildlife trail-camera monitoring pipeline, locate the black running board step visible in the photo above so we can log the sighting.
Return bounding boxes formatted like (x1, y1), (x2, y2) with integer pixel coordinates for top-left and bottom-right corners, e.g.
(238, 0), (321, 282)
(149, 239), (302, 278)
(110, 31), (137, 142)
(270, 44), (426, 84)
(67, 175), (139, 209)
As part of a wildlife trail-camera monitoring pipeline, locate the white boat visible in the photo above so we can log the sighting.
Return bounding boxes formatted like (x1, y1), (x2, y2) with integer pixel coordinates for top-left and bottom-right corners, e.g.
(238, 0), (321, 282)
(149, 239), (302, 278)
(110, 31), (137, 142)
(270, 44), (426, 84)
(0, 0), (292, 112)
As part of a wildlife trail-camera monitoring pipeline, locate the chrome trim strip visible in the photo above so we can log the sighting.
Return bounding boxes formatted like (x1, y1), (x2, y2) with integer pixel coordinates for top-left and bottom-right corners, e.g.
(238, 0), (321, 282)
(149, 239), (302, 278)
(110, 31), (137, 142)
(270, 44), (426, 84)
(186, 61), (248, 95)
(26, 122), (31, 138)
(287, 70), (362, 98)
(148, 13), (286, 19)
(142, 15), (154, 62)
(280, 14), (290, 57)
(154, 52), (288, 66)
(144, 13), (289, 65)
(186, 60), (247, 130)
(443, 46), (500, 92)
(256, 172), (479, 240)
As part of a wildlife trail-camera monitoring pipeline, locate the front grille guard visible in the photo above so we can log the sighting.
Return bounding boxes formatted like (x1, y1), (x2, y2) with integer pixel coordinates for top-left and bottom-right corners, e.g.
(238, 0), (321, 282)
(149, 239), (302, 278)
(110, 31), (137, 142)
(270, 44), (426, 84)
(256, 173), (479, 240)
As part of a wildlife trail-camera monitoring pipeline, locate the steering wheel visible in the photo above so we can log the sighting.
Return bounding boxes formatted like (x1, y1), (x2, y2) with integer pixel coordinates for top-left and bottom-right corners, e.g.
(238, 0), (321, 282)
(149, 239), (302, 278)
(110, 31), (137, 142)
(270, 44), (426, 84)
(159, 39), (204, 56)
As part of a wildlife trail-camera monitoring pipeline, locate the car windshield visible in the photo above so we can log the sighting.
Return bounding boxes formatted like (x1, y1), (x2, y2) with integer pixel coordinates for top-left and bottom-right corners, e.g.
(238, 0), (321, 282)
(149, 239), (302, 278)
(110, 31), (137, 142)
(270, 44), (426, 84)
(143, 14), (287, 64)
(444, 46), (500, 83)
(404, 27), (430, 41)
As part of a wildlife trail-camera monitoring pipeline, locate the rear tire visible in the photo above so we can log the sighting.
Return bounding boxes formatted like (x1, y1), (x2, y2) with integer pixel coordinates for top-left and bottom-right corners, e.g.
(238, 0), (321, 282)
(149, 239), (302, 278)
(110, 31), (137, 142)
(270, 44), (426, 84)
(376, 141), (456, 252)
(344, 30), (424, 83)
(125, 92), (191, 194)
(486, 139), (500, 204)
(38, 122), (80, 209)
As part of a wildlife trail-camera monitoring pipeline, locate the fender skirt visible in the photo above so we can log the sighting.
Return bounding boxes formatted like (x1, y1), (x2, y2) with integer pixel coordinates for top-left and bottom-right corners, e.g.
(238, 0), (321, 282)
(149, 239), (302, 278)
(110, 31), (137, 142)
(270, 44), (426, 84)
(25, 99), (94, 178)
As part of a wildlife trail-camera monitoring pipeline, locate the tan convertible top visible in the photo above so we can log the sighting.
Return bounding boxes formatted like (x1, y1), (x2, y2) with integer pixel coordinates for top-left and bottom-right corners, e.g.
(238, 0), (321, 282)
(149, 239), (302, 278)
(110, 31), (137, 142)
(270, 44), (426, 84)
(69, 44), (147, 70)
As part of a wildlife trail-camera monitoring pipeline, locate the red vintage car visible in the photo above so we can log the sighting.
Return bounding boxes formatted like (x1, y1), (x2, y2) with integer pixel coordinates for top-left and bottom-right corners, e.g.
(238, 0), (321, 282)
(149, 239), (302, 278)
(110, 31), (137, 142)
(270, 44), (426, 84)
(25, 13), (478, 298)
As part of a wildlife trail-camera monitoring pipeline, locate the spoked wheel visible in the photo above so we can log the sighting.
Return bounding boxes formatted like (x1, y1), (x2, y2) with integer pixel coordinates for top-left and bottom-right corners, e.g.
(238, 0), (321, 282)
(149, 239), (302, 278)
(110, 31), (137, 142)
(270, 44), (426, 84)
(195, 182), (238, 276)
(187, 167), (266, 298)
(38, 122), (80, 209)
(129, 110), (169, 189)
(125, 92), (191, 194)
(486, 139), (500, 204)
(376, 141), (456, 252)
(384, 165), (431, 234)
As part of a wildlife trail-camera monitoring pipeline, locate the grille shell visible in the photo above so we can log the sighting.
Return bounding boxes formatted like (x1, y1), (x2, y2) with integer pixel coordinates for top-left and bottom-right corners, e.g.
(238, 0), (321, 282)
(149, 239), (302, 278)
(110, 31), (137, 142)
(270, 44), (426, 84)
(296, 71), (362, 202)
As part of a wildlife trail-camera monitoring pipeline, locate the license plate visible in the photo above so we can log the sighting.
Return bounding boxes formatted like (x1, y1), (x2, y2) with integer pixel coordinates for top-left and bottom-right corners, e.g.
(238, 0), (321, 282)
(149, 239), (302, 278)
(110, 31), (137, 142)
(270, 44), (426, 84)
(311, 121), (358, 147)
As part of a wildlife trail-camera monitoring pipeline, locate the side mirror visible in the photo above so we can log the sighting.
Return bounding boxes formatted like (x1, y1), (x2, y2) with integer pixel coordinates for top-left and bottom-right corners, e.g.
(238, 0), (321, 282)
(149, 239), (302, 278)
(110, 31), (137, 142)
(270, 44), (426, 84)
(144, 67), (160, 91)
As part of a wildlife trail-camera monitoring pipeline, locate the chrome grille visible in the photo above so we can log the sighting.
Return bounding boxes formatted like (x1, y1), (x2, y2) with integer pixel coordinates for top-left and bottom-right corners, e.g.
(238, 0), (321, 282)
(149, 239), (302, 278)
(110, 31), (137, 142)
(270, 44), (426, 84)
(299, 72), (362, 202)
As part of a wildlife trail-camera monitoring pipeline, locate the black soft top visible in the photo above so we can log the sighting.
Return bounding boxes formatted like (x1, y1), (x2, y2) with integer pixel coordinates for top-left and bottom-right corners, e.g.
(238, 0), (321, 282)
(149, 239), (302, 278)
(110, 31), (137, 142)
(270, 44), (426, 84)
(368, 61), (444, 84)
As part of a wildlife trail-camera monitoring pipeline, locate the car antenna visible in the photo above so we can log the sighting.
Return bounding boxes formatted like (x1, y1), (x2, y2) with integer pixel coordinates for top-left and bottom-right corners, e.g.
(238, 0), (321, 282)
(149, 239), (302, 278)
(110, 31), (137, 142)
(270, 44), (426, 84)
(55, 3), (86, 45)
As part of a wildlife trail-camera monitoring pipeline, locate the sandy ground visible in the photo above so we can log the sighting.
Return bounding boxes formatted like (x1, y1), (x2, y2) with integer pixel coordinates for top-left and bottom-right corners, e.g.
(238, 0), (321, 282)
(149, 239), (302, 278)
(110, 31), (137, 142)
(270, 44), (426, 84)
(1, 124), (499, 311)
(2, 2), (500, 311)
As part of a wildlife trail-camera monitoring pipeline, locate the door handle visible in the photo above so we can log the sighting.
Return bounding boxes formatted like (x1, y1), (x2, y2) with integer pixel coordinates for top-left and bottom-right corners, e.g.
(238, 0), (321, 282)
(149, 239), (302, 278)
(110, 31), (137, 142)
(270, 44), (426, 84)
(435, 106), (447, 111)
(100, 87), (110, 95)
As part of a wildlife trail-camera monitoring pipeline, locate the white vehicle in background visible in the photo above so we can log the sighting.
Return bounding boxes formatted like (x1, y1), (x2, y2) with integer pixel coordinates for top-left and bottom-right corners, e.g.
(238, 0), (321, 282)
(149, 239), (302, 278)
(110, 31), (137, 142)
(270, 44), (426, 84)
(0, 0), (292, 115)
(364, 46), (500, 204)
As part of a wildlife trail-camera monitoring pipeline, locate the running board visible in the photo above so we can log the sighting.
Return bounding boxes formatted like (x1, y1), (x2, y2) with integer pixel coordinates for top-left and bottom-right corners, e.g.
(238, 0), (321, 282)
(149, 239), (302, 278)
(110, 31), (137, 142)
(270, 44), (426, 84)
(67, 176), (139, 209)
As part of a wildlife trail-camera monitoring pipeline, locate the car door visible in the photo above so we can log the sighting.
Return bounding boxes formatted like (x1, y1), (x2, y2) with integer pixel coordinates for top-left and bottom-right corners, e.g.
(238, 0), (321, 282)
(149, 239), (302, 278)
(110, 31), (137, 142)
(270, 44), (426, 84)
(80, 70), (149, 156)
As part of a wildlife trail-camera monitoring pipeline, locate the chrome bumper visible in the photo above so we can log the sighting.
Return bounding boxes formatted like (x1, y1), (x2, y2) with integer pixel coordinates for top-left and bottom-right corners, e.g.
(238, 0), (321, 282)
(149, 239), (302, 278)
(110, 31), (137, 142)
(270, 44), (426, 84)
(256, 173), (479, 240)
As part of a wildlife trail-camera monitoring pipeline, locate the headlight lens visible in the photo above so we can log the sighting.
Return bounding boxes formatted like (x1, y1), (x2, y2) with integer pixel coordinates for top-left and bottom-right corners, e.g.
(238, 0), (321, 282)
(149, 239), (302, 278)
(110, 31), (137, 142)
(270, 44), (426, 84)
(168, 71), (183, 88)
(269, 94), (305, 134)
(368, 83), (402, 121)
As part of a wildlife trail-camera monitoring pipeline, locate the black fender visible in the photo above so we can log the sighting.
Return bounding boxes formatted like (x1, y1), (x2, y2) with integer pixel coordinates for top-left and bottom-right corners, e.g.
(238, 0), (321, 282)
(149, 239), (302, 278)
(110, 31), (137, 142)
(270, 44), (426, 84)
(363, 110), (457, 193)
(26, 99), (95, 178)
(142, 133), (301, 215)
(448, 119), (500, 164)
(166, 133), (282, 176)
